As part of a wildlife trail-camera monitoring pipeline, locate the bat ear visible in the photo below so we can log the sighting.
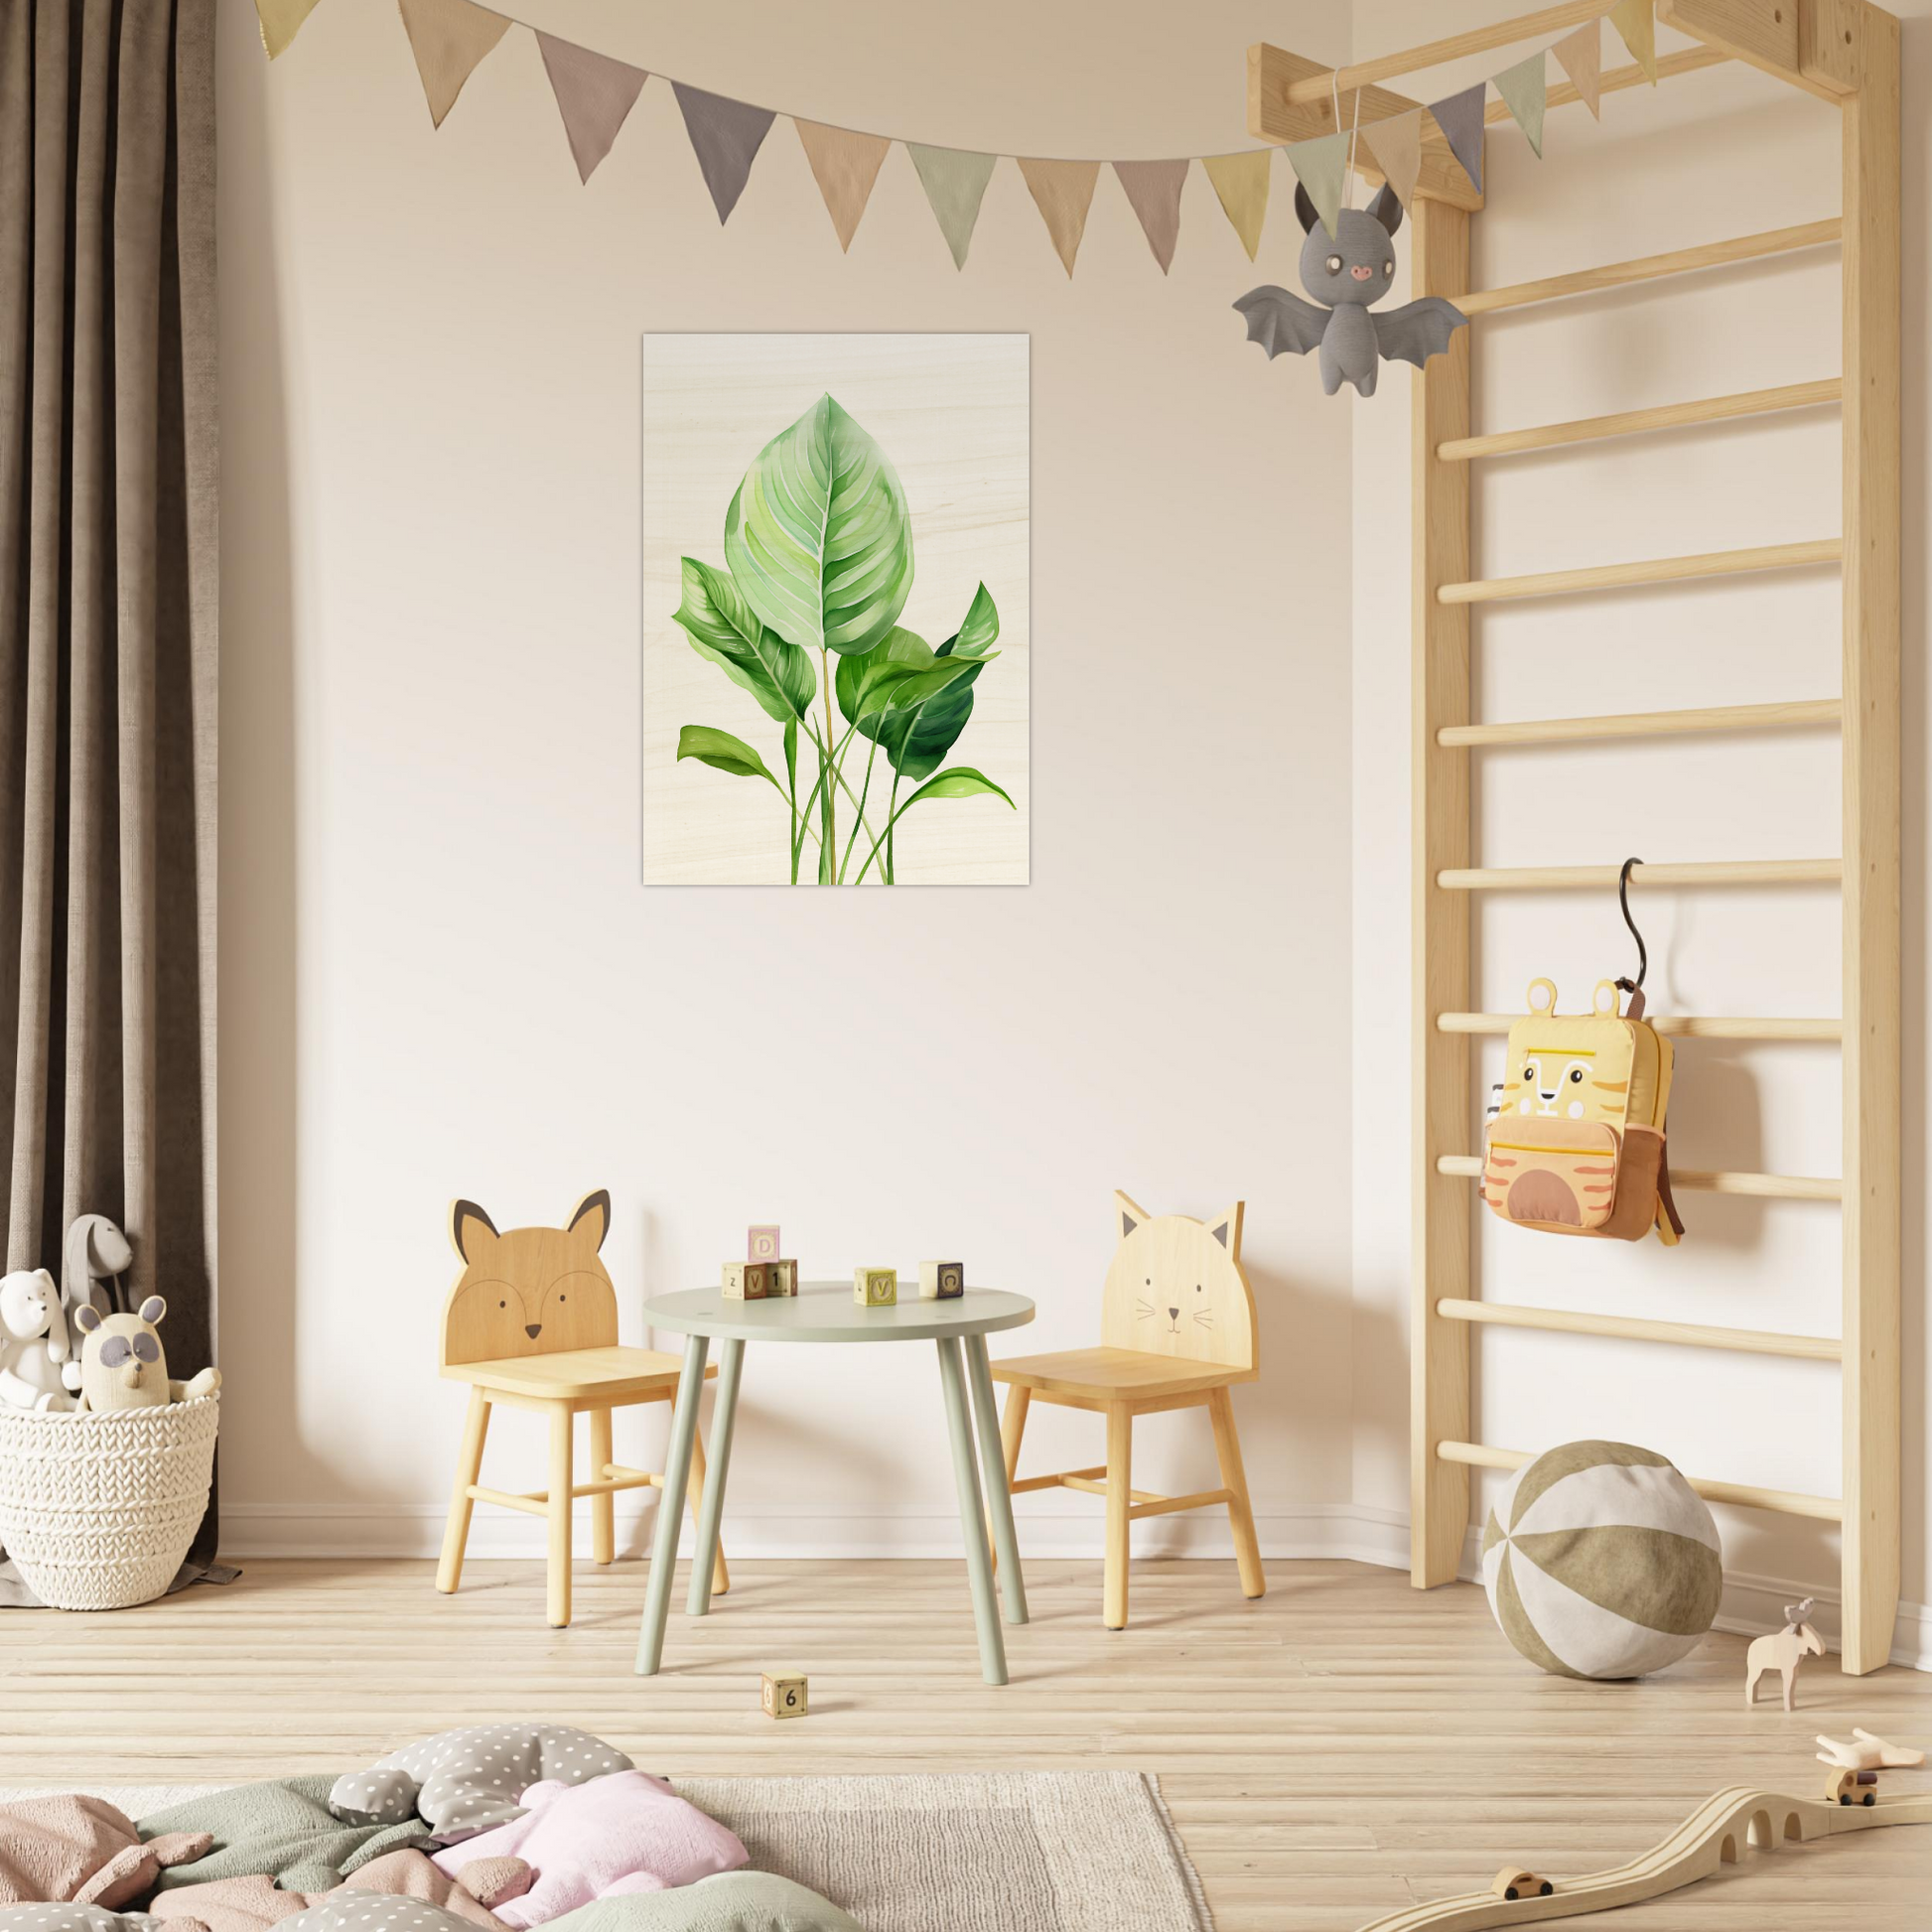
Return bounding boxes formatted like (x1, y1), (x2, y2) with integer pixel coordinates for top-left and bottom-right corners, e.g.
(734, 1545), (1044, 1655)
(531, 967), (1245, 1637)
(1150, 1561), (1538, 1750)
(1368, 182), (1404, 236)
(1294, 181), (1320, 233)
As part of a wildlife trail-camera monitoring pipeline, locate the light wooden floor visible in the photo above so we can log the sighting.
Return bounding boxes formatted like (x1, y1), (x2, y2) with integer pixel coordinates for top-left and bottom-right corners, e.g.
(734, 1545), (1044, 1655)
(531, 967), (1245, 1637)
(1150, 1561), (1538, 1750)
(3, 1556), (1928, 1930)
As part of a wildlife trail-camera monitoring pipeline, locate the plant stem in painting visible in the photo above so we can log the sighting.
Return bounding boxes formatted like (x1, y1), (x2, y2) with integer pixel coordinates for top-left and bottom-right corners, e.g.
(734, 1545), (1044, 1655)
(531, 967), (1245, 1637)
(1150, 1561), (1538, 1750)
(671, 394), (1014, 884)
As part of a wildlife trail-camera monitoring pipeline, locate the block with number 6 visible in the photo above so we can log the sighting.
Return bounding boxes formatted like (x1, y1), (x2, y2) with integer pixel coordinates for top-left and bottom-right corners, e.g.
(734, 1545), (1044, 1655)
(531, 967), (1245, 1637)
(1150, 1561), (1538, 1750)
(760, 1671), (808, 1720)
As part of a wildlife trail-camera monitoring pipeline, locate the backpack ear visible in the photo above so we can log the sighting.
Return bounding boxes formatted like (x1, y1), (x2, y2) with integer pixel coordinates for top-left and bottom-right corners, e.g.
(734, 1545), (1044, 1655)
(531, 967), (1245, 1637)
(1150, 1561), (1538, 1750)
(1367, 181), (1404, 236)
(1206, 1202), (1245, 1263)
(451, 1199), (499, 1264)
(1114, 1190), (1152, 1243)
(1294, 180), (1320, 233)
(74, 1304), (103, 1335)
(566, 1189), (612, 1253)
(139, 1295), (167, 1325)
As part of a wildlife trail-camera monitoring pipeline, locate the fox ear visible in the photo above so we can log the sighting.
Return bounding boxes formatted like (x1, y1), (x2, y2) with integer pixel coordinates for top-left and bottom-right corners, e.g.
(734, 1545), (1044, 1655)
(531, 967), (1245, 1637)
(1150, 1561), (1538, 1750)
(451, 1199), (499, 1264)
(1205, 1203), (1245, 1263)
(566, 1189), (612, 1253)
(1114, 1191), (1152, 1243)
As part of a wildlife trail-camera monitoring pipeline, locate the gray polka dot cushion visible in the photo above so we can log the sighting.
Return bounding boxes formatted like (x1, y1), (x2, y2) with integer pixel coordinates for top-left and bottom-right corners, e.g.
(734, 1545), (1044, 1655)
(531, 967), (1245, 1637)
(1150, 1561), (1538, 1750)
(0, 1909), (173, 1932)
(275, 1902), (472, 1932)
(328, 1726), (632, 1841)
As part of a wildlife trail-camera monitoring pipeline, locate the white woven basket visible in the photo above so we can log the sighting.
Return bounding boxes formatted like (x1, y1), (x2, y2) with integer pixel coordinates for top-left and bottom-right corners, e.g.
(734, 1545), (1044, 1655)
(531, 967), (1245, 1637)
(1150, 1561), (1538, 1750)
(0, 1392), (218, 1609)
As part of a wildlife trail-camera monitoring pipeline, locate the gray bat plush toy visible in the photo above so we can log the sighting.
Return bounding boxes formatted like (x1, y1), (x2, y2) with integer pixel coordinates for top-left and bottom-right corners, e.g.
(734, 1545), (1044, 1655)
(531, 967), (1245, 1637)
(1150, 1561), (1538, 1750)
(1234, 182), (1467, 397)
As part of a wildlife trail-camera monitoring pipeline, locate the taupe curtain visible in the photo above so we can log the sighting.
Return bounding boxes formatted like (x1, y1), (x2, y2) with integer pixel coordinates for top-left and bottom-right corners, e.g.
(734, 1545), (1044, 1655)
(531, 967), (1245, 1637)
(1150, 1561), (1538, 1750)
(0, 0), (219, 1579)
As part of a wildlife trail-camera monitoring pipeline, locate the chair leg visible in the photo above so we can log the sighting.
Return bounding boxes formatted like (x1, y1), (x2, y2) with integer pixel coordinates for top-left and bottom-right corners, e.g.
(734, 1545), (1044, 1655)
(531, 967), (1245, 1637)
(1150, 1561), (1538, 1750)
(547, 1403), (574, 1628)
(989, 1385), (1031, 1578)
(436, 1387), (491, 1594)
(590, 1407), (616, 1567)
(1209, 1386), (1265, 1600)
(1104, 1403), (1132, 1631)
(687, 1426), (731, 1597)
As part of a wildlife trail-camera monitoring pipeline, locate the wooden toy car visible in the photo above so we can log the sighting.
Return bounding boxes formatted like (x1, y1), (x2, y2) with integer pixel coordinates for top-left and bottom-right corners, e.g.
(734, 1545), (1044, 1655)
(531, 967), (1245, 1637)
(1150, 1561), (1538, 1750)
(1826, 1766), (1880, 1806)
(1491, 1868), (1555, 1901)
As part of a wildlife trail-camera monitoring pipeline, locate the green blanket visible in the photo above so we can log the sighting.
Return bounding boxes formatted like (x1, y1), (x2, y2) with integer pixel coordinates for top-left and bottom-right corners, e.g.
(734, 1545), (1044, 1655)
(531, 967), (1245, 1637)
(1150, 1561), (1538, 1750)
(136, 1780), (432, 1894)
(544, 1875), (861, 1932)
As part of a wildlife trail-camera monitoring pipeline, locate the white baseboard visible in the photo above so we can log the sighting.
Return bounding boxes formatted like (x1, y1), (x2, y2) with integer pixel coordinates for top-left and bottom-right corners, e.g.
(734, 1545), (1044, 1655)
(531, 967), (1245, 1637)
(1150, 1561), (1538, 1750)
(218, 1498), (1928, 1672)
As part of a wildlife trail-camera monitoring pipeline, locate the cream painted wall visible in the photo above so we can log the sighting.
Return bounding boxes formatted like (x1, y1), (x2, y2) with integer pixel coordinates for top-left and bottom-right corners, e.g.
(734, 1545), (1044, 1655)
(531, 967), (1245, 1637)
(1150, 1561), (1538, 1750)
(215, 0), (1360, 1559)
(1350, 1), (1932, 1664)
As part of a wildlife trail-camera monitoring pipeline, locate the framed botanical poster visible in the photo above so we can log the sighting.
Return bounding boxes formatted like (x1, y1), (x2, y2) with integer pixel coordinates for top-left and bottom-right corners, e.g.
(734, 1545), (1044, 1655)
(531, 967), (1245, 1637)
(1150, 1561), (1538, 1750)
(641, 334), (1030, 885)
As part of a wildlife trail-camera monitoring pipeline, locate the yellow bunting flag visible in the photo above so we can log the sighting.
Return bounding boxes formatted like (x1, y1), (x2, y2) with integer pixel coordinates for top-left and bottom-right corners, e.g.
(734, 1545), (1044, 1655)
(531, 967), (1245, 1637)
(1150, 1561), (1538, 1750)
(1492, 51), (1547, 158)
(1361, 107), (1423, 208)
(255, 0), (323, 59)
(397, 0), (511, 129)
(1609, 0), (1657, 82)
(536, 34), (647, 183)
(1018, 159), (1100, 277)
(906, 146), (998, 269)
(1551, 19), (1603, 116)
(1201, 152), (1270, 260)
(1286, 130), (1348, 239)
(795, 122), (892, 252)
(1113, 160), (1188, 274)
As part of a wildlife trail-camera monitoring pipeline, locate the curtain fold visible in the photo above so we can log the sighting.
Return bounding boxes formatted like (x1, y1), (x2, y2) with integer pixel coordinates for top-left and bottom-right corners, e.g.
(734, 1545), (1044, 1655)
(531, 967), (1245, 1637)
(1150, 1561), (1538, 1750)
(0, 0), (219, 1590)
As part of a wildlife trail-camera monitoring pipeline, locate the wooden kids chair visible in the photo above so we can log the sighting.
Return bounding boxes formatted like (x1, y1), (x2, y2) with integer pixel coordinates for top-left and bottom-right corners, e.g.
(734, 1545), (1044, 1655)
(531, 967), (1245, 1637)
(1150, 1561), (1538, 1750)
(991, 1192), (1262, 1629)
(435, 1189), (727, 1628)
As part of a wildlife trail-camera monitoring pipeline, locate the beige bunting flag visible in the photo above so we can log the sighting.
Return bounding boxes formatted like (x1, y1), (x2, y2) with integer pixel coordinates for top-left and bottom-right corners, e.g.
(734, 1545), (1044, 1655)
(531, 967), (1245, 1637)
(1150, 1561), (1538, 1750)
(397, 0), (511, 129)
(906, 146), (998, 269)
(1609, 0), (1658, 81)
(1492, 52), (1547, 158)
(255, 0), (323, 59)
(1285, 130), (1348, 238)
(1019, 159), (1100, 276)
(536, 34), (647, 183)
(796, 122), (892, 251)
(1201, 152), (1270, 260)
(1113, 160), (1188, 273)
(1361, 107), (1423, 208)
(1551, 20), (1603, 116)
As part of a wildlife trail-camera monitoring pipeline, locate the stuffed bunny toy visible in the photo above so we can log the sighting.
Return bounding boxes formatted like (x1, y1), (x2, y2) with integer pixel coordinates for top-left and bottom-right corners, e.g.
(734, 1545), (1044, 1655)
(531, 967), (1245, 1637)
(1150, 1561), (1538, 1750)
(65, 1212), (135, 1319)
(72, 1295), (219, 1412)
(0, 1267), (79, 1411)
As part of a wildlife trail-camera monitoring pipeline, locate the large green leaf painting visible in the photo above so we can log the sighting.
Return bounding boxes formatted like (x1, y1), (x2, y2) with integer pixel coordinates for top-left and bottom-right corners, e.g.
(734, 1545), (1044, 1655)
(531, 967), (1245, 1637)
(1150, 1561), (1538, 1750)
(724, 395), (914, 656)
(835, 584), (1000, 782)
(671, 558), (816, 724)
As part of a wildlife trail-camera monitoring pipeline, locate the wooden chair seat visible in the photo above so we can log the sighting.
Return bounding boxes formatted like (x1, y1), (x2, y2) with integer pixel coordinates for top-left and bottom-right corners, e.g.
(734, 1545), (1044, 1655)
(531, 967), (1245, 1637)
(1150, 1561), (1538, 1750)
(445, 1344), (704, 1405)
(991, 1345), (1255, 1406)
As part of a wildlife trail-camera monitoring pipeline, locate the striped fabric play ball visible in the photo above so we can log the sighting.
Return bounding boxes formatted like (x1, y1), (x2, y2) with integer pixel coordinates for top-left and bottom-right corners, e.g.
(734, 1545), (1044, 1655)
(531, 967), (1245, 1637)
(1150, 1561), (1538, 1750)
(1481, 1441), (1723, 1680)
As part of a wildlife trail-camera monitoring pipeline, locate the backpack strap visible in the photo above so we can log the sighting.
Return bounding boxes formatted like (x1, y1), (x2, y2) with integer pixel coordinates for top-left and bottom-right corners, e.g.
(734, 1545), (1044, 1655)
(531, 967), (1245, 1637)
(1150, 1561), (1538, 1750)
(1655, 1142), (1685, 1240)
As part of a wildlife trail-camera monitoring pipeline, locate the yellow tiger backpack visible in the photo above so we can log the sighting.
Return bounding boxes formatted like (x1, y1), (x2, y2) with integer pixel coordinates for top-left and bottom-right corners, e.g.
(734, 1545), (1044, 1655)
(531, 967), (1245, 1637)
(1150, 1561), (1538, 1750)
(1481, 977), (1683, 1245)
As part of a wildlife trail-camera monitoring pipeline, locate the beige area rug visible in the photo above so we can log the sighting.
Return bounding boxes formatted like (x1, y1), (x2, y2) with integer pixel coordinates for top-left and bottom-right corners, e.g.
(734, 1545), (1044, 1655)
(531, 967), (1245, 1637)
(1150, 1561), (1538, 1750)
(1, 1773), (1212, 1932)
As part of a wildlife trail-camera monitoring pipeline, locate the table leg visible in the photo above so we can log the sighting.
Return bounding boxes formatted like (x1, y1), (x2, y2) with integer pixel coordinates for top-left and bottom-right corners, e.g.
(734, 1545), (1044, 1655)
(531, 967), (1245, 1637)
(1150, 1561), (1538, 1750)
(964, 1334), (1029, 1625)
(936, 1335), (1008, 1686)
(686, 1337), (744, 1617)
(634, 1332), (709, 1676)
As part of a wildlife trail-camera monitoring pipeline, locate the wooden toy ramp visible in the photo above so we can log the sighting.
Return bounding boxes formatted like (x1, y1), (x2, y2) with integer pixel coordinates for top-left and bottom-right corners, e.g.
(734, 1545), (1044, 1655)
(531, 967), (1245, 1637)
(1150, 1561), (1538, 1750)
(1354, 1783), (1932, 1931)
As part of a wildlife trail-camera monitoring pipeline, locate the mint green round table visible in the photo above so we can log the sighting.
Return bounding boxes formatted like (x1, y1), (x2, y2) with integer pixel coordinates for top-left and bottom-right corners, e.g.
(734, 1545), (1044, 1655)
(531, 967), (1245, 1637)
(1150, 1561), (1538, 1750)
(632, 1282), (1035, 1685)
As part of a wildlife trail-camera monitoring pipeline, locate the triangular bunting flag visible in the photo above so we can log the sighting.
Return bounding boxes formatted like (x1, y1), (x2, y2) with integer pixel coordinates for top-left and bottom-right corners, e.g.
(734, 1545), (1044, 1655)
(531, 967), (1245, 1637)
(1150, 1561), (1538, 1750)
(255, 0), (323, 59)
(1113, 160), (1188, 274)
(1493, 52), (1547, 159)
(1361, 108), (1424, 209)
(1286, 131), (1348, 239)
(1429, 81), (1487, 194)
(672, 82), (776, 223)
(1552, 20), (1603, 116)
(397, 0), (511, 130)
(1201, 152), (1270, 261)
(1609, 0), (1657, 82)
(796, 121), (892, 251)
(536, 34), (647, 183)
(906, 145), (998, 269)
(1019, 159), (1100, 277)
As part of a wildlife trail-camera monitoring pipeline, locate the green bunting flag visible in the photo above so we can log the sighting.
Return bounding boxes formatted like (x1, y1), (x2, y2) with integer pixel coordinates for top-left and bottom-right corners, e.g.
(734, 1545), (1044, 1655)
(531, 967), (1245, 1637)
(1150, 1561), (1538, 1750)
(1286, 131), (1348, 239)
(906, 146), (998, 269)
(1493, 52), (1547, 159)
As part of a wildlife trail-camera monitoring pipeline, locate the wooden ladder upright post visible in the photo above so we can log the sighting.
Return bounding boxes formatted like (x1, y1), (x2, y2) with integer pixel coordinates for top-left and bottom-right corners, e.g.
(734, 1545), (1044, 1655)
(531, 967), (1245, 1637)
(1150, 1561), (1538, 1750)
(1411, 188), (1475, 1587)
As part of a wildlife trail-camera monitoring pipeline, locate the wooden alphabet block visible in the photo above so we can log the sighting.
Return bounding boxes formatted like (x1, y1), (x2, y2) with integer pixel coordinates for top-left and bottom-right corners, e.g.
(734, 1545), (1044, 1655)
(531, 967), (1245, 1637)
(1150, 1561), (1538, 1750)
(760, 1671), (808, 1720)
(747, 1224), (781, 1262)
(854, 1266), (897, 1307)
(723, 1261), (770, 1300)
(767, 1259), (798, 1297)
(919, 1260), (965, 1300)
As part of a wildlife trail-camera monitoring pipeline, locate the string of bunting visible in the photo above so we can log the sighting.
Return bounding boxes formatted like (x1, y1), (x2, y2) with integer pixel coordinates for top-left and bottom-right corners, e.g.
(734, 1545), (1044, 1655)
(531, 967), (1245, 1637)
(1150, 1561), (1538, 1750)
(254, 0), (1661, 272)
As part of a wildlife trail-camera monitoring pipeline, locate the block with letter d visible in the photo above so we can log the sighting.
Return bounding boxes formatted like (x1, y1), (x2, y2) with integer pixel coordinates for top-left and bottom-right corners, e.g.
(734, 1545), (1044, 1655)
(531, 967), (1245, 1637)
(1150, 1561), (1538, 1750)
(919, 1260), (965, 1300)
(854, 1266), (897, 1308)
(747, 1224), (780, 1262)
(723, 1261), (770, 1300)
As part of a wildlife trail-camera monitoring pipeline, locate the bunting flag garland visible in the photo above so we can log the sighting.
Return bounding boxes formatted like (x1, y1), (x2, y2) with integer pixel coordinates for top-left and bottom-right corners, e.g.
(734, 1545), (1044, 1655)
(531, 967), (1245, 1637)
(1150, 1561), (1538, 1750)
(1201, 151), (1270, 261)
(397, 0), (511, 130)
(1552, 19), (1603, 117)
(1492, 52), (1547, 160)
(1286, 130), (1348, 239)
(536, 33), (647, 183)
(1019, 159), (1101, 276)
(796, 122), (892, 250)
(255, 0), (323, 59)
(1429, 81), (1488, 194)
(673, 82), (776, 222)
(1113, 160), (1188, 273)
(1609, 0), (1658, 82)
(907, 145), (998, 269)
(1361, 107), (1423, 209)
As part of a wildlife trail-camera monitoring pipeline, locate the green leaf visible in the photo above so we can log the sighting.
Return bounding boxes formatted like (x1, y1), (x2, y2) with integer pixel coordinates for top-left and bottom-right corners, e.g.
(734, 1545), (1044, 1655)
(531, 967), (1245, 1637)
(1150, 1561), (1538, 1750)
(852, 764), (1015, 884)
(884, 583), (1001, 779)
(947, 583), (1000, 659)
(834, 627), (979, 730)
(782, 717), (798, 795)
(724, 395), (914, 656)
(671, 558), (816, 724)
(676, 725), (782, 792)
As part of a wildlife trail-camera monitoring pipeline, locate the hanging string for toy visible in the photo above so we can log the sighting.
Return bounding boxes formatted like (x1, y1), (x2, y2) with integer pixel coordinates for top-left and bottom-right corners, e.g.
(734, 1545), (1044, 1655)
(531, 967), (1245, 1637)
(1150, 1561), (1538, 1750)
(1614, 857), (1648, 1001)
(1331, 70), (1364, 212)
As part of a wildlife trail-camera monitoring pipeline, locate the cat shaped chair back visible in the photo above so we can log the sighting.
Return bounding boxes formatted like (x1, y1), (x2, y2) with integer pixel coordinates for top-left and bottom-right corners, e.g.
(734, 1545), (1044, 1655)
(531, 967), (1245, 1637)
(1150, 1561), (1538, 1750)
(1100, 1192), (1256, 1373)
(440, 1189), (620, 1367)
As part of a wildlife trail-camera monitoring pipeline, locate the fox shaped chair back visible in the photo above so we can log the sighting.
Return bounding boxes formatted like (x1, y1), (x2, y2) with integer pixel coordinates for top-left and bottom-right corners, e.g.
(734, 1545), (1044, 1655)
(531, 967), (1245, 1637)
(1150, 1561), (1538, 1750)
(1100, 1192), (1256, 1373)
(441, 1189), (620, 1367)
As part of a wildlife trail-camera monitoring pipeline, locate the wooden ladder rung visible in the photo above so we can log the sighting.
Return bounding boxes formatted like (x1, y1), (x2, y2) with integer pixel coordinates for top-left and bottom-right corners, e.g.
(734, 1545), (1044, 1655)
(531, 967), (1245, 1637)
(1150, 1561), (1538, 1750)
(1437, 1011), (1842, 1041)
(1458, 218), (1843, 317)
(1436, 1441), (1844, 1522)
(1129, 1487), (1234, 1521)
(1439, 380), (1843, 463)
(1435, 1298), (1842, 1361)
(1439, 539), (1842, 606)
(1438, 1153), (1843, 1200)
(1437, 698), (1842, 748)
(1437, 858), (1841, 891)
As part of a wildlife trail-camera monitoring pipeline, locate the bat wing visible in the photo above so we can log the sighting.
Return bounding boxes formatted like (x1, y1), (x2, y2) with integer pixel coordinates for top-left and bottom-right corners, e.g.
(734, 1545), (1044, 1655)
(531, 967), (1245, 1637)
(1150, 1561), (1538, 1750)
(1233, 285), (1330, 360)
(1372, 296), (1468, 370)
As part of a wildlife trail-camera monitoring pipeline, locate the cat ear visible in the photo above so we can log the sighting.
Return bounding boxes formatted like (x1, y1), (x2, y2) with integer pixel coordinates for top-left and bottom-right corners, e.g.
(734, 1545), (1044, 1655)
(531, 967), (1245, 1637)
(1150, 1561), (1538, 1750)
(1205, 1202), (1245, 1262)
(566, 1189), (612, 1253)
(1367, 182), (1404, 236)
(1294, 181), (1320, 233)
(451, 1199), (499, 1264)
(1114, 1191), (1152, 1243)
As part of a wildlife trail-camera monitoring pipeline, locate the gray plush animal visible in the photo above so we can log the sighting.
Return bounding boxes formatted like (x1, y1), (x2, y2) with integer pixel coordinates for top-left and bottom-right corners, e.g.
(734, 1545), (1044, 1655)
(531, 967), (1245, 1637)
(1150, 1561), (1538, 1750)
(1234, 182), (1467, 397)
